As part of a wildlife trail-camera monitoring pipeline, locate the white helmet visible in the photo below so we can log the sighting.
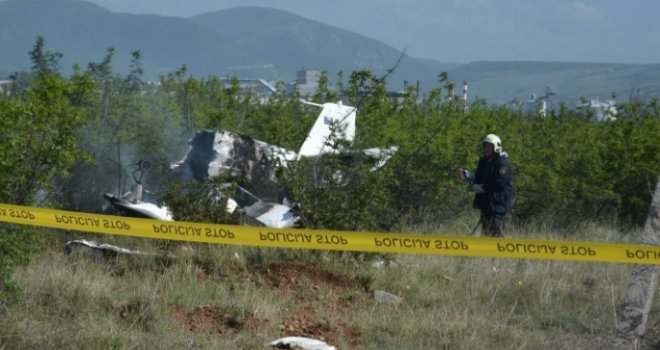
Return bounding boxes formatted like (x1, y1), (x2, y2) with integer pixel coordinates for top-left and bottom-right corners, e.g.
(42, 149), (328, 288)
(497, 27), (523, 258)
(482, 134), (502, 153)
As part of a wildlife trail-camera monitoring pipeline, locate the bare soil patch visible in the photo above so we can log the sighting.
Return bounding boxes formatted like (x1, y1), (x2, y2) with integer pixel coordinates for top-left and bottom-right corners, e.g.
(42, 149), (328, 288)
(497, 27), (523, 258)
(171, 305), (266, 334)
(257, 260), (365, 292)
(280, 306), (361, 348)
(171, 259), (364, 347)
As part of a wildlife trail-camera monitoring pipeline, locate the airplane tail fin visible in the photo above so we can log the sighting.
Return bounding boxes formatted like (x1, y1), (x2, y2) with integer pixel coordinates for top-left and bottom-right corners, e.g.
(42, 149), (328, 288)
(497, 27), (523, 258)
(298, 101), (356, 157)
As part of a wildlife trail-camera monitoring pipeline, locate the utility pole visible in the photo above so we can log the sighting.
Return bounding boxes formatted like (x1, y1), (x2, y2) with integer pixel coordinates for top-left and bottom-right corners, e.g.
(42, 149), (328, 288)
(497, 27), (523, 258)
(462, 81), (469, 115)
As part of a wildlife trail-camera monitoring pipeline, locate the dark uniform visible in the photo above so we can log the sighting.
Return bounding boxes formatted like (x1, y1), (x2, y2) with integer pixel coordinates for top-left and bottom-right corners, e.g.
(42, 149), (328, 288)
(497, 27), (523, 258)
(472, 153), (513, 237)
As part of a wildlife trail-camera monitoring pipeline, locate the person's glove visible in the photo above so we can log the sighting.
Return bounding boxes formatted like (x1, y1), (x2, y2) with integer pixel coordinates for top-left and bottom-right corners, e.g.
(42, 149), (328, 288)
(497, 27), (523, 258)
(458, 168), (473, 183)
(471, 183), (485, 193)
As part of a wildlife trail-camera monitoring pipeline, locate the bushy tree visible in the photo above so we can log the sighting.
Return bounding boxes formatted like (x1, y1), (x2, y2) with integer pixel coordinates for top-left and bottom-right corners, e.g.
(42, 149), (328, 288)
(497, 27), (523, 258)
(0, 37), (94, 297)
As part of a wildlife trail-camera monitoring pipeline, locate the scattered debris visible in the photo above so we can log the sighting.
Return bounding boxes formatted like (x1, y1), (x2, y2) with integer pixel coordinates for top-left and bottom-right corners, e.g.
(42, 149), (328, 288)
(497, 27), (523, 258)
(103, 161), (174, 221)
(370, 258), (399, 268)
(103, 191), (173, 221)
(170, 129), (296, 185)
(233, 184), (299, 228)
(64, 239), (152, 259)
(373, 290), (402, 304)
(266, 336), (336, 350)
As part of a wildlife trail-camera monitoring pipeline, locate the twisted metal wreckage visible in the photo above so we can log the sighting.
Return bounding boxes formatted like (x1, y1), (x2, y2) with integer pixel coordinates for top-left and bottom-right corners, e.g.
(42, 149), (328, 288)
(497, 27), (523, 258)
(103, 100), (398, 228)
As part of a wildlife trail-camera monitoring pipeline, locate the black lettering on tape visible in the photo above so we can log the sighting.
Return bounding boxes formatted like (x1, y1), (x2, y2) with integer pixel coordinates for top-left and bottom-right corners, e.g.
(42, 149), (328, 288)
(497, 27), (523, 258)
(152, 224), (200, 236)
(9, 209), (35, 220)
(434, 240), (469, 250)
(204, 227), (235, 239)
(259, 231), (311, 243)
(315, 234), (348, 245)
(626, 249), (660, 260)
(55, 215), (99, 227)
(374, 237), (430, 249)
(560, 245), (596, 256)
(497, 243), (557, 255)
(102, 219), (131, 230)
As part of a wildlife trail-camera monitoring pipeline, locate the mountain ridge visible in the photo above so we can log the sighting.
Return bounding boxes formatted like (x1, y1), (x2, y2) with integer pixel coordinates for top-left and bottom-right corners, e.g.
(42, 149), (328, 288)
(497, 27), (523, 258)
(0, 0), (658, 104)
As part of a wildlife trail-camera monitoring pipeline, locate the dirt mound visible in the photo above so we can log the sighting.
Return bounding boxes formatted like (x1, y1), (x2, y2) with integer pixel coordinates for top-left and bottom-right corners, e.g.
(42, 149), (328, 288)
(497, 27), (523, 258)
(172, 259), (363, 348)
(257, 260), (365, 292)
(260, 260), (363, 347)
(281, 306), (361, 347)
(171, 305), (265, 334)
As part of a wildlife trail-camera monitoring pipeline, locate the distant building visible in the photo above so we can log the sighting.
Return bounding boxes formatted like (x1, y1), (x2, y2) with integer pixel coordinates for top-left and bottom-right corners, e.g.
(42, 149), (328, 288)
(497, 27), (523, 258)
(522, 87), (556, 117)
(0, 80), (13, 96)
(295, 69), (322, 97)
(523, 94), (549, 117)
(222, 68), (411, 103)
(577, 98), (617, 121)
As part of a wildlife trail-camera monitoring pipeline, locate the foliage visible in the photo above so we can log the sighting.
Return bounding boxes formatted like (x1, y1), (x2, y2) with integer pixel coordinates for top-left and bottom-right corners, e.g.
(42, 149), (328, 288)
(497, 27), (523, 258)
(2, 41), (659, 237)
(162, 177), (243, 225)
(60, 48), (188, 212)
(0, 37), (92, 294)
(0, 45), (92, 204)
(0, 225), (52, 305)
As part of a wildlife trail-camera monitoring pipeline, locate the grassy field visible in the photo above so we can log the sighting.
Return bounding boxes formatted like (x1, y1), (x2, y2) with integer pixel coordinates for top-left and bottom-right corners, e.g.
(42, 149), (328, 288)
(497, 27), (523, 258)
(1, 219), (658, 350)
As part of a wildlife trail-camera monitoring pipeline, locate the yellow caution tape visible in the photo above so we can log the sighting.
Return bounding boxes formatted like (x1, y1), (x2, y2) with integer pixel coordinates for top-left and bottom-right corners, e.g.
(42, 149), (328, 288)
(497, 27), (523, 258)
(1, 203), (659, 264)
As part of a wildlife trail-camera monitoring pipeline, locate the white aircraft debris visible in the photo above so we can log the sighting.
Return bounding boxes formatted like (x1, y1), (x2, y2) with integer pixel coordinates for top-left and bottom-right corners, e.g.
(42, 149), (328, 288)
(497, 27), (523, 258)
(266, 336), (337, 350)
(103, 189), (173, 221)
(64, 239), (151, 258)
(232, 185), (299, 228)
(373, 290), (403, 304)
(103, 160), (174, 221)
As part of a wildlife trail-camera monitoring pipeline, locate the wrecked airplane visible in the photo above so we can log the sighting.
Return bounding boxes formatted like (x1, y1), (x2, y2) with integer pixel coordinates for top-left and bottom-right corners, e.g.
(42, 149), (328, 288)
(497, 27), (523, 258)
(170, 100), (360, 183)
(105, 101), (396, 229)
(171, 100), (397, 186)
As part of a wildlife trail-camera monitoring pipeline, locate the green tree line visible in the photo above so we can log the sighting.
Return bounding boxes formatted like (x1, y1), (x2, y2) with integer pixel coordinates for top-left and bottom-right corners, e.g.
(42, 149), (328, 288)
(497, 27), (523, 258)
(1, 38), (659, 288)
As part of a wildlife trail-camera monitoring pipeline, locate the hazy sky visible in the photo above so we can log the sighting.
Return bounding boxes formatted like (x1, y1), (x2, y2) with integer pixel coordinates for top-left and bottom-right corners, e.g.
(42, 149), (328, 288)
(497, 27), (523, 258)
(81, 0), (659, 64)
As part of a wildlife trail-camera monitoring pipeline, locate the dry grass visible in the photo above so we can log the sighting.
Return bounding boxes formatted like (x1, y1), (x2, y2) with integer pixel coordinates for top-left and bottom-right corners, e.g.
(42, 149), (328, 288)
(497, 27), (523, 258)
(0, 221), (657, 350)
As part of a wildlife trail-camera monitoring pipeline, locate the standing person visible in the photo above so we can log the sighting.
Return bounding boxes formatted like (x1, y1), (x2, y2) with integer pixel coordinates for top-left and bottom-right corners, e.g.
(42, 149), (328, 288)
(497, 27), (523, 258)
(459, 134), (513, 237)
